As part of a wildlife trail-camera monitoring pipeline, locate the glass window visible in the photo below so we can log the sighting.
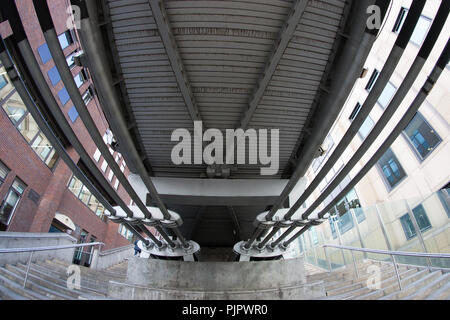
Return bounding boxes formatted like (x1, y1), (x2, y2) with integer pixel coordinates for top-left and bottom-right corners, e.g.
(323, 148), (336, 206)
(47, 66), (61, 86)
(349, 103), (362, 121)
(0, 75), (8, 89)
(378, 82), (396, 109)
(359, 116), (375, 139)
(82, 88), (93, 105)
(101, 160), (108, 172)
(96, 203), (105, 218)
(410, 16), (432, 46)
(0, 161), (9, 187)
(337, 212), (354, 235)
(31, 133), (53, 162)
(74, 73), (84, 88)
(93, 149), (101, 162)
(78, 185), (91, 205)
(0, 178), (26, 227)
(58, 87), (70, 106)
(2, 92), (27, 125)
(404, 113), (441, 160)
(45, 148), (59, 168)
(400, 205), (432, 240)
(378, 148), (407, 189)
(114, 179), (119, 190)
(66, 51), (77, 69)
(329, 217), (338, 239)
(365, 69), (380, 91)
(58, 30), (74, 50)
(17, 113), (40, 143)
(68, 106), (79, 123)
(354, 208), (366, 223)
(108, 170), (114, 182)
(68, 175), (83, 197)
(393, 7), (408, 33)
(37, 43), (52, 64)
(88, 195), (99, 213)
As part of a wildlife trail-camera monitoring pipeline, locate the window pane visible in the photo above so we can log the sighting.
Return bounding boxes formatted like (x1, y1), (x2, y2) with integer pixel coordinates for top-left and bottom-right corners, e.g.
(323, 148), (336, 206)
(378, 149), (406, 188)
(101, 160), (108, 172)
(37, 43), (52, 64)
(68, 106), (79, 123)
(0, 75), (8, 90)
(0, 161), (9, 182)
(68, 176), (82, 197)
(58, 31), (73, 49)
(74, 73), (84, 88)
(404, 113), (441, 159)
(412, 204), (432, 232)
(378, 82), (396, 108)
(78, 185), (91, 205)
(96, 203), (105, 218)
(47, 66), (61, 86)
(12, 179), (26, 195)
(0, 189), (20, 225)
(66, 51), (77, 69)
(393, 8), (408, 33)
(359, 116), (375, 139)
(58, 87), (70, 106)
(88, 195), (99, 213)
(2, 92), (27, 125)
(93, 149), (101, 162)
(17, 113), (40, 143)
(411, 16), (431, 46)
(400, 214), (416, 240)
(31, 133), (53, 161)
(45, 148), (59, 169)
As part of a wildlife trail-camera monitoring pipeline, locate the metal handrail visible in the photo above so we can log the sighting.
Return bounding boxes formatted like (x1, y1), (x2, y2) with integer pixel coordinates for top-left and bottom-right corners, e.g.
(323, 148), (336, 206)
(322, 244), (450, 291)
(0, 242), (104, 288)
(0, 242), (104, 254)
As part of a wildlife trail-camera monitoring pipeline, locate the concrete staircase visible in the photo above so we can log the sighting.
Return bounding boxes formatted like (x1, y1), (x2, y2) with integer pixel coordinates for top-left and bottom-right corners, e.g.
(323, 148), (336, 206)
(0, 257), (448, 300)
(0, 259), (127, 300)
(305, 259), (450, 300)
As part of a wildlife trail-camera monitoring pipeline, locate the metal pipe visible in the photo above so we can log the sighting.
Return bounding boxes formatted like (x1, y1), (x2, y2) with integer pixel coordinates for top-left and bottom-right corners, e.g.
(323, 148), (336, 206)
(283, 225), (310, 247)
(155, 226), (176, 248)
(391, 255), (402, 291)
(23, 251), (33, 288)
(297, 0), (449, 222)
(283, 0), (427, 221)
(257, 227), (281, 249)
(316, 38), (450, 221)
(269, 225), (298, 249)
(74, 0), (172, 221)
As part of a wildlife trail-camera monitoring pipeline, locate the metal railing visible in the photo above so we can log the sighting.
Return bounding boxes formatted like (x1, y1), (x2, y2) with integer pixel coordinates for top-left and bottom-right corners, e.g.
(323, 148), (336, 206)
(0, 242), (104, 288)
(323, 244), (450, 291)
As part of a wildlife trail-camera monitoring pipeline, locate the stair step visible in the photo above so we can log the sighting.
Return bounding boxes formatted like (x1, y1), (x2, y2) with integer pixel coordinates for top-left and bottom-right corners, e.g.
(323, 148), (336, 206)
(6, 264), (106, 299)
(0, 266), (75, 300)
(16, 263), (108, 296)
(0, 270), (49, 300)
(425, 280), (450, 300)
(402, 272), (450, 300)
(0, 283), (29, 300)
(379, 270), (443, 300)
(357, 269), (430, 300)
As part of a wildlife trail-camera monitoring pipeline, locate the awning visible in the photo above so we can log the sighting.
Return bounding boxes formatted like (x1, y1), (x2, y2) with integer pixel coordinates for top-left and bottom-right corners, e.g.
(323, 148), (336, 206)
(54, 213), (76, 231)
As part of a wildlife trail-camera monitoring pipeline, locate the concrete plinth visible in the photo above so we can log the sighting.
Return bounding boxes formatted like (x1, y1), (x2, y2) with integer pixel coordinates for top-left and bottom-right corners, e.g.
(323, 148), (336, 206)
(108, 257), (325, 300)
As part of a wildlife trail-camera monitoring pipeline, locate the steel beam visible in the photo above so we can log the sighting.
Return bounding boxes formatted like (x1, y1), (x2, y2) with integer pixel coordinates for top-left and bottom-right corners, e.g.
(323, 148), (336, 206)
(239, 0), (309, 130)
(148, 0), (201, 123)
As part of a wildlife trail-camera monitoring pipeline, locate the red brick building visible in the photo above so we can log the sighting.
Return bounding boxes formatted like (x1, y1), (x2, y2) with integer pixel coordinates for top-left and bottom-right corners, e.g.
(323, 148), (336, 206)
(0, 0), (135, 263)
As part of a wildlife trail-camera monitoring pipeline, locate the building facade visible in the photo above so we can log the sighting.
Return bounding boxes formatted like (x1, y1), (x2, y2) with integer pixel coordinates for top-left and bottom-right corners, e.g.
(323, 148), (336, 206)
(0, 0), (137, 264)
(292, 0), (450, 267)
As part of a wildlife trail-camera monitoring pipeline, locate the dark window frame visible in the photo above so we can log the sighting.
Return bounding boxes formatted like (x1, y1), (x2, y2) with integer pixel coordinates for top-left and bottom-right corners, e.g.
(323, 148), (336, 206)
(377, 148), (407, 191)
(365, 69), (380, 91)
(402, 112), (442, 162)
